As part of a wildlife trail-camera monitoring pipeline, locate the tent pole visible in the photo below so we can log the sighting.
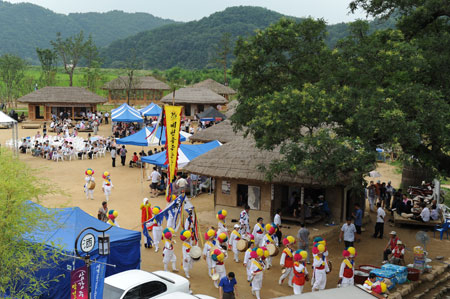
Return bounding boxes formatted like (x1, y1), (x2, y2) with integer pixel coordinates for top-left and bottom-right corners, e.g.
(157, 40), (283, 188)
(141, 146), (144, 196)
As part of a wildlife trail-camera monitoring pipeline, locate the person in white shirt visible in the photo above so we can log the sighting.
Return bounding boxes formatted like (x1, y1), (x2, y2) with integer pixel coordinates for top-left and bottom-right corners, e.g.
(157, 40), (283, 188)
(176, 175), (188, 194)
(274, 208), (282, 245)
(373, 202), (386, 239)
(239, 205), (250, 235)
(339, 217), (357, 248)
(430, 205), (440, 221)
(418, 203), (430, 222)
(252, 217), (265, 247)
(150, 167), (161, 197)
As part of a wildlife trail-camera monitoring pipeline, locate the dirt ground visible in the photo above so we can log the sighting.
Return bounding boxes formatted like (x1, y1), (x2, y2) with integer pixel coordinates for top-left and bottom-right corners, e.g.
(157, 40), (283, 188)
(1, 124), (449, 299)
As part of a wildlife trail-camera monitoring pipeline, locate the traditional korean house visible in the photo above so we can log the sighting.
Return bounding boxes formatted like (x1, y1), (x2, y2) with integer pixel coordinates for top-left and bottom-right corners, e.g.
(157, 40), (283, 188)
(102, 76), (170, 105)
(190, 119), (243, 144)
(192, 79), (237, 100)
(17, 87), (106, 121)
(184, 136), (353, 224)
(161, 87), (228, 117)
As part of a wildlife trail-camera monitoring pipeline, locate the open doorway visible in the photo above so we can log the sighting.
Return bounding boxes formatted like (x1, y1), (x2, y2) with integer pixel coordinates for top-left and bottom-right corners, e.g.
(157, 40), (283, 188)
(237, 184), (248, 208)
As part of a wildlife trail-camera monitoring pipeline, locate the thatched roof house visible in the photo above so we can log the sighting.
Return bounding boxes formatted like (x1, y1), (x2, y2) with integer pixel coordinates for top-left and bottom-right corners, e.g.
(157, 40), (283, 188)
(161, 87), (228, 117)
(224, 100), (238, 118)
(184, 136), (352, 223)
(17, 87), (106, 121)
(102, 76), (170, 105)
(190, 119), (243, 143)
(192, 79), (236, 99)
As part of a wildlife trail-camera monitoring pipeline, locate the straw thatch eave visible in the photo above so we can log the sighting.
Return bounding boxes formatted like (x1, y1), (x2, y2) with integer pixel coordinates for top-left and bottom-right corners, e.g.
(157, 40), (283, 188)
(184, 136), (350, 186)
(190, 119), (243, 143)
(192, 79), (236, 95)
(102, 76), (170, 90)
(17, 87), (107, 104)
(161, 87), (228, 105)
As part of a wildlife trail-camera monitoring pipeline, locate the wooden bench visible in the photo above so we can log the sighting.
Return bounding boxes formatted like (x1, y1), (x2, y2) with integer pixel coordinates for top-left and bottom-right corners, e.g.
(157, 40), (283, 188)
(78, 129), (93, 132)
(282, 215), (323, 225)
(393, 213), (442, 227)
(21, 124), (41, 129)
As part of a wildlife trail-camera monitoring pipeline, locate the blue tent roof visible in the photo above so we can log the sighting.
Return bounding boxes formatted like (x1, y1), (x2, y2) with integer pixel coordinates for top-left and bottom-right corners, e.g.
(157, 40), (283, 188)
(111, 103), (143, 123)
(116, 126), (187, 146)
(141, 140), (221, 167)
(30, 203), (141, 299)
(139, 103), (162, 117)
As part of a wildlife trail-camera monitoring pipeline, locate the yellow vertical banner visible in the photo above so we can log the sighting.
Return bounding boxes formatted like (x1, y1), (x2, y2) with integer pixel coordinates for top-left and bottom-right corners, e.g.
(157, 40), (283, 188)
(164, 105), (183, 184)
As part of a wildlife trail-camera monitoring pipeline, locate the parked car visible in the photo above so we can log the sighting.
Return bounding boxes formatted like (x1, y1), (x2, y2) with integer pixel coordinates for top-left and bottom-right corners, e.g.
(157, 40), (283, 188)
(103, 270), (190, 299)
(157, 292), (216, 299)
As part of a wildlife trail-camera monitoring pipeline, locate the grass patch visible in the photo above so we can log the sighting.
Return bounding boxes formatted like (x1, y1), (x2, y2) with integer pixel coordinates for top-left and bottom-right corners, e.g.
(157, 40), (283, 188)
(388, 159), (403, 175)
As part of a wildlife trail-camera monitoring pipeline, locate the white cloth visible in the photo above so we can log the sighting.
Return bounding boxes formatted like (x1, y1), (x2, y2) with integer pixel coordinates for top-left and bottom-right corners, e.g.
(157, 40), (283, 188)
(244, 249), (253, 281)
(239, 210), (250, 234)
(182, 241), (193, 276)
(151, 170), (161, 183)
(274, 213), (281, 227)
(102, 181), (113, 195)
(203, 241), (214, 276)
(420, 207), (430, 222)
(250, 260), (265, 291)
(341, 223), (357, 242)
(339, 259), (354, 287)
(377, 207), (386, 223)
(293, 262), (308, 294)
(312, 255), (329, 291)
(152, 225), (162, 249)
(229, 230), (240, 257)
(163, 240), (176, 264)
(252, 223), (265, 247)
(84, 176), (94, 198)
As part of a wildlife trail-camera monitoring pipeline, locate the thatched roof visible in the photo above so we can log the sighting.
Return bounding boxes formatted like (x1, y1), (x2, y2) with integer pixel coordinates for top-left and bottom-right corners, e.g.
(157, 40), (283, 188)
(184, 136), (350, 186)
(102, 76), (170, 90)
(224, 100), (238, 118)
(192, 79), (236, 95)
(17, 87), (107, 104)
(197, 107), (227, 120)
(190, 119), (243, 143)
(161, 87), (228, 105)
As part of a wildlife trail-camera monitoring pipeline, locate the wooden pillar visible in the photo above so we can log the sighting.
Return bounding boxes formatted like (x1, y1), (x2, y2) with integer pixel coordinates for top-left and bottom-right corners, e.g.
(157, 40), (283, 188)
(71, 106), (75, 118)
(108, 91), (112, 103)
(28, 104), (35, 120)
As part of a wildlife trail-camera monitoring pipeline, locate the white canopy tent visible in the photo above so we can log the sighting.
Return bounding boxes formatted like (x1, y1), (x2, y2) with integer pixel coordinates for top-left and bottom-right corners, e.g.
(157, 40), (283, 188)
(0, 111), (18, 155)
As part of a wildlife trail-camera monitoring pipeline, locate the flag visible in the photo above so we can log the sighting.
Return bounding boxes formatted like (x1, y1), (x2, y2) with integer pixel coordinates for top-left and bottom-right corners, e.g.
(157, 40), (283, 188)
(163, 105), (182, 201)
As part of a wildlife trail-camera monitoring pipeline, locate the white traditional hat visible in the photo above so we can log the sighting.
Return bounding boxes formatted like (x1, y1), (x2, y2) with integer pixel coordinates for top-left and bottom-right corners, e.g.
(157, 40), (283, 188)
(143, 198), (149, 204)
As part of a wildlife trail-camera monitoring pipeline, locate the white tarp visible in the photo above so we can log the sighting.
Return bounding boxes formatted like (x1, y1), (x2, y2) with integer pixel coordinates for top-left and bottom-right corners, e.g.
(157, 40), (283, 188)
(0, 111), (16, 124)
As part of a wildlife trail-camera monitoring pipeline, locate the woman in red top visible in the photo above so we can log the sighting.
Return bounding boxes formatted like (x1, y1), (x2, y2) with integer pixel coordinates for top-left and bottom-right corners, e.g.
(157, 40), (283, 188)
(141, 198), (153, 248)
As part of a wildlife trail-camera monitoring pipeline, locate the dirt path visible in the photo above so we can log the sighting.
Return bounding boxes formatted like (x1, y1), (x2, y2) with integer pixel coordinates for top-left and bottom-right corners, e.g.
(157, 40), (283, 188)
(1, 125), (448, 298)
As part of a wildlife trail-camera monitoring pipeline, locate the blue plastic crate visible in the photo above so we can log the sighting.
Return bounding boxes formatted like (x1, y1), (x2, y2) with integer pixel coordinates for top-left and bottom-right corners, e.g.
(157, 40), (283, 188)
(381, 264), (408, 284)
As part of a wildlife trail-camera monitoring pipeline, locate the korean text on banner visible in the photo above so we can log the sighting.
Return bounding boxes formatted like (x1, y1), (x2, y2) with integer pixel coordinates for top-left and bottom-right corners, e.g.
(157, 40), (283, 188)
(164, 105), (182, 183)
(70, 265), (89, 299)
(91, 255), (107, 299)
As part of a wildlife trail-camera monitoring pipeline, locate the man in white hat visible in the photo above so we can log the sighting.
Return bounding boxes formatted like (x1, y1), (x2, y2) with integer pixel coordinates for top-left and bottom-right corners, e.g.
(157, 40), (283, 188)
(389, 240), (405, 265)
(383, 231), (399, 263)
(229, 224), (242, 262)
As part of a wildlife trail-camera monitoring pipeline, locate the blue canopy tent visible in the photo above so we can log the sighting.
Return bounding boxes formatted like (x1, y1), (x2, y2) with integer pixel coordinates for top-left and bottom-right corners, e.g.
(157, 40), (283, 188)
(141, 140), (221, 168)
(31, 203), (141, 299)
(139, 103), (162, 117)
(116, 126), (189, 146)
(111, 103), (143, 123)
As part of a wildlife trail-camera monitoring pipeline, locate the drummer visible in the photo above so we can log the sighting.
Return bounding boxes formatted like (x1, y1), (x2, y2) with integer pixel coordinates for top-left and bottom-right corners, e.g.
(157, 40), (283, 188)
(84, 168), (95, 200)
(203, 229), (218, 277)
(243, 234), (255, 282)
(180, 230), (193, 278)
(252, 217), (265, 247)
(211, 248), (227, 288)
(229, 224), (241, 263)
(239, 205), (251, 235)
(262, 223), (278, 269)
(279, 236), (296, 287)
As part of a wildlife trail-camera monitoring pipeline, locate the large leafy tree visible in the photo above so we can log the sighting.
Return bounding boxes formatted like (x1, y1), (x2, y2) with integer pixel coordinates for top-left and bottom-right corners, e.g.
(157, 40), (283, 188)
(36, 48), (58, 87)
(0, 54), (27, 108)
(0, 149), (62, 298)
(50, 31), (94, 86)
(232, 14), (450, 186)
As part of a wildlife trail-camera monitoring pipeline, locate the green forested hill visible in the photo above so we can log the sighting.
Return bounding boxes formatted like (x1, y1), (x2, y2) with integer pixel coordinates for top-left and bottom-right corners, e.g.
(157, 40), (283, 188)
(101, 6), (394, 69)
(0, 1), (175, 62)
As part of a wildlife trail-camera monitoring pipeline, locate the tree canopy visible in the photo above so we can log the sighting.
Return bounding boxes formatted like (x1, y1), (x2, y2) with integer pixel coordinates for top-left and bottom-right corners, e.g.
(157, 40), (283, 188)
(232, 10), (450, 186)
(0, 149), (62, 298)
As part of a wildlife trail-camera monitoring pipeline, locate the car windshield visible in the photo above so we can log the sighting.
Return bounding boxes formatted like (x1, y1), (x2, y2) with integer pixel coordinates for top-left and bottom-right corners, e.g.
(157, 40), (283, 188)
(103, 283), (125, 299)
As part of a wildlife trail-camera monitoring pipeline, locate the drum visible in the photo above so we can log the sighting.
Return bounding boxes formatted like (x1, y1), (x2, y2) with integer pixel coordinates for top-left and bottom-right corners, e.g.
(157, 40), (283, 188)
(237, 239), (249, 252)
(211, 273), (220, 281)
(267, 244), (279, 256)
(189, 246), (202, 261)
(87, 181), (96, 190)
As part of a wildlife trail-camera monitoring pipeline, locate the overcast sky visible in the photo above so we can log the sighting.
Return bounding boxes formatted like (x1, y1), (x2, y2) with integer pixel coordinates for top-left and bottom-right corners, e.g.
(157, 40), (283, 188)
(7, 0), (369, 24)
